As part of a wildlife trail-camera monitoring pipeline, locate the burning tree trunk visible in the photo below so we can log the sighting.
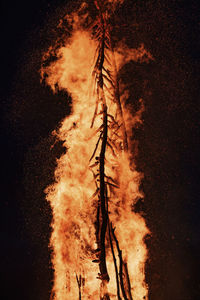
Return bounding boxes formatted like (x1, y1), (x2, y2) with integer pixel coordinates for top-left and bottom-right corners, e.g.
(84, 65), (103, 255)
(91, 2), (132, 298)
(41, 0), (151, 299)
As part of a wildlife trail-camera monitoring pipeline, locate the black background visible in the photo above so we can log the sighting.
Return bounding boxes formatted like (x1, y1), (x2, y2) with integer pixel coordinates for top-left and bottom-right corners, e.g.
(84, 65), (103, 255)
(1, 0), (200, 299)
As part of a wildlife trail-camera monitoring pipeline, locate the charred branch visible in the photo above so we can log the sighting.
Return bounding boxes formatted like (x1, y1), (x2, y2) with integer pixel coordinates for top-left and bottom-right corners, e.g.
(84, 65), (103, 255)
(108, 222), (122, 300)
(91, 99), (99, 128)
(111, 224), (128, 300)
(89, 132), (103, 162)
(107, 113), (119, 125)
(95, 197), (100, 249)
(105, 181), (119, 189)
(98, 104), (109, 282)
(90, 188), (100, 200)
(76, 274), (82, 300)
(107, 137), (119, 150)
(90, 168), (99, 190)
(89, 161), (99, 169)
(106, 140), (116, 157)
(104, 175), (118, 185)
(124, 263), (133, 300)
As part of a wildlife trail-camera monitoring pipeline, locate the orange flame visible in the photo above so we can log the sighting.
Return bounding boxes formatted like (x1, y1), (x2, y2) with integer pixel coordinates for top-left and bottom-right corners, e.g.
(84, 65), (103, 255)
(42, 2), (152, 299)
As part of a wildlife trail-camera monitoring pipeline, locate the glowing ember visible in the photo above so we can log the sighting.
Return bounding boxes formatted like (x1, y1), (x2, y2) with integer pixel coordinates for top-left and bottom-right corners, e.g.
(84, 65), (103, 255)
(41, 1), (152, 299)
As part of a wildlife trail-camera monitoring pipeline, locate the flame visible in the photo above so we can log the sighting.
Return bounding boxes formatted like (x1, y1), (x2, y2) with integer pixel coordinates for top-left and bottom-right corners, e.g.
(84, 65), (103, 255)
(42, 1), (151, 299)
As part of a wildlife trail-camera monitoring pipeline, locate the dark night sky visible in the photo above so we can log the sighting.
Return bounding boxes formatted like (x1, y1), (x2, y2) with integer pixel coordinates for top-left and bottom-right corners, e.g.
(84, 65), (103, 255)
(1, 0), (200, 300)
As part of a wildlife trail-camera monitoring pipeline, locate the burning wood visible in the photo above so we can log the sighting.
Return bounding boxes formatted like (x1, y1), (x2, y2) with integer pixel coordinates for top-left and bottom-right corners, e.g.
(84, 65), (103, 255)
(41, 0), (151, 299)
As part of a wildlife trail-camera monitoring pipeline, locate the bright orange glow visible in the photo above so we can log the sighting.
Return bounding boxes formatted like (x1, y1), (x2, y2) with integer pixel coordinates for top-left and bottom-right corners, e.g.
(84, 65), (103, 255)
(42, 1), (152, 299)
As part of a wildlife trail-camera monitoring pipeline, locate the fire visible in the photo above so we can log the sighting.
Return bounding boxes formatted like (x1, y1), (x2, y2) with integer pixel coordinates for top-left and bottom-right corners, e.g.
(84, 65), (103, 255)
(41, 1), (152, 299)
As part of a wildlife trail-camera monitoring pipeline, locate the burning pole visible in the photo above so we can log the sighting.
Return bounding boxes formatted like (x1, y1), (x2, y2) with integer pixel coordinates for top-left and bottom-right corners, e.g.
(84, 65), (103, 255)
(41, 0), (151, 299)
